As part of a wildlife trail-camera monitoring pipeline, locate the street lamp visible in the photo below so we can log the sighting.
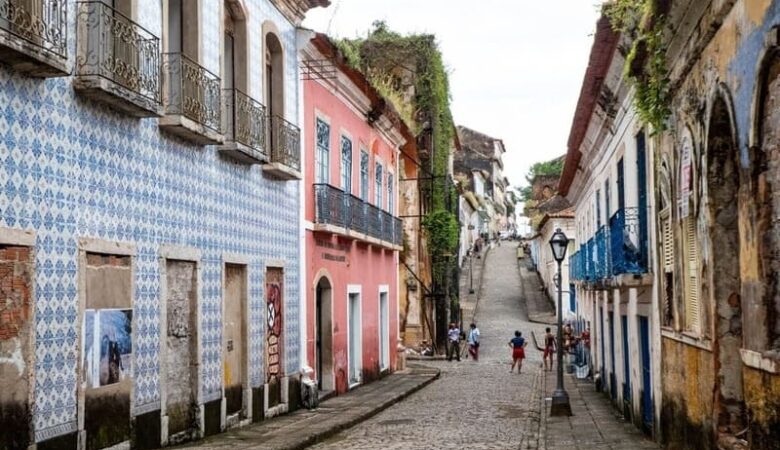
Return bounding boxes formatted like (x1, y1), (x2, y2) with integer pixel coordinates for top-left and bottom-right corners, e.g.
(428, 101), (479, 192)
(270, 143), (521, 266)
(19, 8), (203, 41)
(549, 228), (572, 416)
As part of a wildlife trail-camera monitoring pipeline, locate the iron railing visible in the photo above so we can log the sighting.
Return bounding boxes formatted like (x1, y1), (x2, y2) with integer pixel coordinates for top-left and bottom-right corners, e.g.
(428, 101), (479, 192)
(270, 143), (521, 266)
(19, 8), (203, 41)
(223, 88), (267, 158)
(595, 225), (611, 279)
(609, 207), (646, 274)
(269, 114), (301, 172)
(346, 193), (367, 235)
(314, 184), (402, 246)
(162, 52), (221, 133)
(76, 1), (160, 103)
(0, 0), (67, 59)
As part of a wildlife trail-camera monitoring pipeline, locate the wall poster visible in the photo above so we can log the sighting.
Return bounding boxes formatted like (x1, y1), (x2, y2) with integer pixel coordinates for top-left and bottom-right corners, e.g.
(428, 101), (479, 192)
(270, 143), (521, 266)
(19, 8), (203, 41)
(82, 309), (133, 388)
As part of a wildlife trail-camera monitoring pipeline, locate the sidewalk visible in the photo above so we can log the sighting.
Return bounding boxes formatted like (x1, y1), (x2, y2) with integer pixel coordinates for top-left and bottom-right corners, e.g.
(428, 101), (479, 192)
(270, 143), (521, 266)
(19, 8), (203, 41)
(517, 256), (556, 325)
(459, 245), (490, 323)
(173, 365), (440, 450)
(539, 369), (659, 450)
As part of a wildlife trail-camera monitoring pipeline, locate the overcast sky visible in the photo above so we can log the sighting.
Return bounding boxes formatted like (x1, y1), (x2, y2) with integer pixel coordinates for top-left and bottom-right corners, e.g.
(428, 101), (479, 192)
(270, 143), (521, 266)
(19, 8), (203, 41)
(302, 1), (603, 192)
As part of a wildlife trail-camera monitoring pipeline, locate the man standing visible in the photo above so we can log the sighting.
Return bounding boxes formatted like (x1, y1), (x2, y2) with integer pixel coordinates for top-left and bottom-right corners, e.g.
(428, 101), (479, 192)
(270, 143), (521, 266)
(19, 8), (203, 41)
(447, 323), (461, 361)
(467, 323), (481, 361)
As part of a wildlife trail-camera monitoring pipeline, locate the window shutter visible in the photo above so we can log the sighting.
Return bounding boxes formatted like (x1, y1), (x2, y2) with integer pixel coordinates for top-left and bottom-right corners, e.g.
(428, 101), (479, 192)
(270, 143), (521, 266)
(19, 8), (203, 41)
(662, 214), (674, 272)
(684, 216), (700, 332)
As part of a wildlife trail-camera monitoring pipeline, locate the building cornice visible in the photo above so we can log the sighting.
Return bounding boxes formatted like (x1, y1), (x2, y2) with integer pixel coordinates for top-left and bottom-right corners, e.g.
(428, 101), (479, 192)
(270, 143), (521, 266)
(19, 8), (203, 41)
(270, 0), (330, 25)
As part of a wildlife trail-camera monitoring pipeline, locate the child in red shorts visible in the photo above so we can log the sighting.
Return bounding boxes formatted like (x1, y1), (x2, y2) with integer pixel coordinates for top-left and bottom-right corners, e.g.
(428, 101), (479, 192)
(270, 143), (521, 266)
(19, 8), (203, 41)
(508, 330), (527, 374)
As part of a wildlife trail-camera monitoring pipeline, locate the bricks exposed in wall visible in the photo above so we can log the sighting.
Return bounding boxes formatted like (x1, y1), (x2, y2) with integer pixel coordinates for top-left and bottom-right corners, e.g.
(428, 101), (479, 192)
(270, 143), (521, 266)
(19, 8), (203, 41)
(0, 244), (33, 450)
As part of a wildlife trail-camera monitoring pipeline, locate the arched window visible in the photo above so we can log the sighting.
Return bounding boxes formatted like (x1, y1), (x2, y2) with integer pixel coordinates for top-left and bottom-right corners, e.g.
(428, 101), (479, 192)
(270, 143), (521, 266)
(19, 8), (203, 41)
(679, 130), (702, 334)
(265, 30), (285, 119)
(223, 0), (247, 92)
(757, 51), (780, 351)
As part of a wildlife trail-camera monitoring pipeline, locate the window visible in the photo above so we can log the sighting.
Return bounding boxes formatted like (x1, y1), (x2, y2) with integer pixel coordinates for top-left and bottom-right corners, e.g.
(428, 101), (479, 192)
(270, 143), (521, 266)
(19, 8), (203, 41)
(315, 118), (330, 184)
(360, 150), (369, 201)
(265, 31), (284, 119)
(375, 162), (383, 206)
(340, 136), (352, 193)
(387, 173), (394, 214)
(604, 178), (611, 220)
(595, 189), (601, 228)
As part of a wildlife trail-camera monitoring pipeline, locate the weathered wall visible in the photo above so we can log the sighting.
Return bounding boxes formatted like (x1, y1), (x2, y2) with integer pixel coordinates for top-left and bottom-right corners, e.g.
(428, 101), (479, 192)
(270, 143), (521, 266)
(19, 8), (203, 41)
(165, 260), (198, 439)
(742, 366), (780, 445)
(84, 253), (132, 450)
(0, 245), (33, 450)
(660, 338), (715, 449)
(656, 1), (780, 448)
(223, 264), (247, 417)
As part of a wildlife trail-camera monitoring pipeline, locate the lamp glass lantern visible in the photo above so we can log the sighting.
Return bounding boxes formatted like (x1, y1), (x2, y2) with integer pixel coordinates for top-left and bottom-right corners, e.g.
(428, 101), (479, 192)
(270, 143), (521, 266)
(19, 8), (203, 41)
(549, 228), (569, 263)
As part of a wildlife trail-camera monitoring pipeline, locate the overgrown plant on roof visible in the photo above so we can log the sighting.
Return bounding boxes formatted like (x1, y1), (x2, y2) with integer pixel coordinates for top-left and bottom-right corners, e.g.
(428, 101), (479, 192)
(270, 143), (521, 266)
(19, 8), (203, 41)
(338, 20), (458, 292)
(604, 0), (671, 132)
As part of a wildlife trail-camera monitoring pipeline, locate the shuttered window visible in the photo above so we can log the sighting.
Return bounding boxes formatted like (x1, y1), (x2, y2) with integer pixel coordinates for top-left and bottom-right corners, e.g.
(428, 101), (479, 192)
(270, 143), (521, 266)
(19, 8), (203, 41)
(683, 215), (700, 333)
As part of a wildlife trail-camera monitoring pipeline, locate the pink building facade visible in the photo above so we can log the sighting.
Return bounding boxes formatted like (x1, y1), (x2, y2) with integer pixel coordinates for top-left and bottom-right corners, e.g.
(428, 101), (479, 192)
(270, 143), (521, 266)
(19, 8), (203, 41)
(301, 34), (409, 395)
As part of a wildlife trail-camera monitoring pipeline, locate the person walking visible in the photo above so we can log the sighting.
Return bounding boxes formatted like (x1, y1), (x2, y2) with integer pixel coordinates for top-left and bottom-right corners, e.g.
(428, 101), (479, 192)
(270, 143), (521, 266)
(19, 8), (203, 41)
(543, 327), (556, 372)
(447, 322), (461, 362)
(508, 331), (527, 374)
(467, 323), (480, 361)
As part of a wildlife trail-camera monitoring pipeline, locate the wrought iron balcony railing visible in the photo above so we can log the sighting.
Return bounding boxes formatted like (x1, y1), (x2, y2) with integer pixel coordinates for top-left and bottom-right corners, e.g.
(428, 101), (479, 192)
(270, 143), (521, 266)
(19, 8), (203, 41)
(162, 52), (221, 134)
(595, 225), (611, 279)
(0, 0), (68, 73)
(222, 88), (267, 162)
(75, 1), (161, 115)
(267, 114), (301, 173)
(346, 193), (367, 235)
(314, 184), (401, 247)
(609, 207), (647, 275)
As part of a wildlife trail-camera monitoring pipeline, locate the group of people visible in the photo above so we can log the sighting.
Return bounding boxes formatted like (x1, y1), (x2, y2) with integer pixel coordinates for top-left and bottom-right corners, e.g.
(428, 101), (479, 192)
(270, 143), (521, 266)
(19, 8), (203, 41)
(444, 322), (591, 374)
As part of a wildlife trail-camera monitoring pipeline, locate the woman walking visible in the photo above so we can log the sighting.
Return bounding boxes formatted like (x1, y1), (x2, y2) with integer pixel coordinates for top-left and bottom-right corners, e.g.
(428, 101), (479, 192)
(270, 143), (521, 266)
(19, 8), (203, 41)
(508, 331), (527, 374)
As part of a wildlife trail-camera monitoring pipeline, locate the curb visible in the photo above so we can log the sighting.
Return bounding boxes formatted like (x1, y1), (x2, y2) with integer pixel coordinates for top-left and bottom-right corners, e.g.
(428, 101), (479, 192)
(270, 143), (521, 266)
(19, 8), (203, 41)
(280, 367), (441, 450)
(520, 365), (545, 449)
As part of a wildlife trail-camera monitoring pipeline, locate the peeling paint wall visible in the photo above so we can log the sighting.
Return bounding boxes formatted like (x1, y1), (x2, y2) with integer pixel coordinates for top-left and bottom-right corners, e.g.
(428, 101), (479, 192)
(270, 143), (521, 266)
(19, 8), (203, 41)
(0, 245), (33, 450)
(656, 1), (780, 448)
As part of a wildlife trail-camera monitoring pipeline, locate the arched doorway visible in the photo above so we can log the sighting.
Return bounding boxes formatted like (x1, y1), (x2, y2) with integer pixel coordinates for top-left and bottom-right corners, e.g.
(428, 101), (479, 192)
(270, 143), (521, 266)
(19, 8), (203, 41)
(706, 94), (745, 441)
(315, 277), (334, 392)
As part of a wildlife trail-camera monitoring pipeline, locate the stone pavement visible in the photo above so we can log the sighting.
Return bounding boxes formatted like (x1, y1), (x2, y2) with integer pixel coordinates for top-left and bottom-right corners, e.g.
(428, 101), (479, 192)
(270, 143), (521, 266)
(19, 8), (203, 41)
(309, 244), (550, 450)
(171, 365), (439, 450)
(539, 357), (659, 450)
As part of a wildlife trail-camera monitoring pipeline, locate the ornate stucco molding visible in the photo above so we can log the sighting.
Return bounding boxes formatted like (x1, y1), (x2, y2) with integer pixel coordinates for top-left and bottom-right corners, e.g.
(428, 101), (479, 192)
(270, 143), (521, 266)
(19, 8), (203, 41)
(269, 0), (330, 25)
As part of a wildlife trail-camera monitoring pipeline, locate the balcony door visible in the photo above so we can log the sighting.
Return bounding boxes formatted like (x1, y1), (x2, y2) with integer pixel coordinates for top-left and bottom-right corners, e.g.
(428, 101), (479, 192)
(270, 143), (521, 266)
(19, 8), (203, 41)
(166, 0), (197, 57)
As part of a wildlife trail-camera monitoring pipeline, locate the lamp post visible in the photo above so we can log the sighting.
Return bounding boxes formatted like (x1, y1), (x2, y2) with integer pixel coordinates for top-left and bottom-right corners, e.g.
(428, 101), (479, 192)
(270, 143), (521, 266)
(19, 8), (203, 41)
(549, 228), (572, 416)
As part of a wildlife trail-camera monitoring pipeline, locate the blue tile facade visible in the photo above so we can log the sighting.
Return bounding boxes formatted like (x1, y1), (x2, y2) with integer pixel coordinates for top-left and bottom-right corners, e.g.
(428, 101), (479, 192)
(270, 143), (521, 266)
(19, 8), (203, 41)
(0, 0), (303, 443)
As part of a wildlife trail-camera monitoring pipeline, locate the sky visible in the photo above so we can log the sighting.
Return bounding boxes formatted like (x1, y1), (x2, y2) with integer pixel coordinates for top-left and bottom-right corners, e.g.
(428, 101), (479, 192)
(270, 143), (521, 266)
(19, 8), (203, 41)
(302, 0), (603, 192)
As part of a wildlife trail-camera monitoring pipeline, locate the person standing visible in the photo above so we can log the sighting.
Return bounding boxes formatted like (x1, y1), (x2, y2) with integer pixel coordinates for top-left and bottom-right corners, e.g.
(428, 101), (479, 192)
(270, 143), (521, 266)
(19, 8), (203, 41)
(508, 331), (527, 374)
(543, 327), (556, 372)
(447, 322), (461, 362)
(467, 323), (481, 361)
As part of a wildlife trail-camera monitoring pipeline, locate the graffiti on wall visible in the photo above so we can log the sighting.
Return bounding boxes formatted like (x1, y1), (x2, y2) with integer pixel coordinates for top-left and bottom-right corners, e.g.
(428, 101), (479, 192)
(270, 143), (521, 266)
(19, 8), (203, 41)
(266, 268), (283, 383)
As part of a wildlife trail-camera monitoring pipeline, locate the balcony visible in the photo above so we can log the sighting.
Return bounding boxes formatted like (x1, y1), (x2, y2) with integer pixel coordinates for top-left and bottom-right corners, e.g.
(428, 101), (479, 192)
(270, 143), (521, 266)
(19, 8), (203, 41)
(74, 1), (162, 117)
(160, 52), (223, 145)
(314, 184), (402, 250)
(0, 0), (68, 76)
(609, 207), (647, 275)
(569, 207), (649, 287)
(219, 89), (267, 164)
(262, 115), (301, 180)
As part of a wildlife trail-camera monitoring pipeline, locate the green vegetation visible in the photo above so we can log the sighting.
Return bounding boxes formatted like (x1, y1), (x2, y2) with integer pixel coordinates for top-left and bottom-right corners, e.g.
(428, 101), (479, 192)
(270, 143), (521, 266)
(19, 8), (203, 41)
(338, 21), (458, 290)
(518, 156), (564, 202)
(604, 0), (671, 131)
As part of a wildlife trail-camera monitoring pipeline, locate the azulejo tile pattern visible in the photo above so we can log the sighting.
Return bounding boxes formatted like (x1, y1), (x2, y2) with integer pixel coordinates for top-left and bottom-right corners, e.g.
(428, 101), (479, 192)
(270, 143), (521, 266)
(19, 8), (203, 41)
(0, 0), (302, 442)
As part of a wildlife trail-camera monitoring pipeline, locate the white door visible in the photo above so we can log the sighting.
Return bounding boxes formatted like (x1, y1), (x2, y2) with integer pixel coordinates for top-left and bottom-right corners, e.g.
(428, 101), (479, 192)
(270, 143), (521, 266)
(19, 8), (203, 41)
(379, 291), (389, 371)
(348, 293), (361, 385)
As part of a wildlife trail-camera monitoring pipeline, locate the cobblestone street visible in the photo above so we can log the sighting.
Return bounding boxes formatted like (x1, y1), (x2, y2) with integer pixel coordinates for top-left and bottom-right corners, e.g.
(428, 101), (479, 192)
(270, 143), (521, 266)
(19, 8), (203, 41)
(309, 245), (549, 450)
